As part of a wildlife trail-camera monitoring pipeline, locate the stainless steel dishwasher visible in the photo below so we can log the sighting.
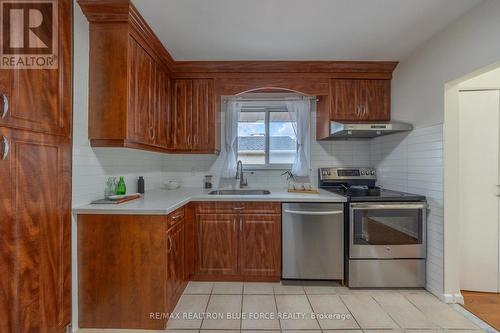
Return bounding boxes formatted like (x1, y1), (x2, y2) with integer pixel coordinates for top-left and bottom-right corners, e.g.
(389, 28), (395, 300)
(282, 203), (344, 280)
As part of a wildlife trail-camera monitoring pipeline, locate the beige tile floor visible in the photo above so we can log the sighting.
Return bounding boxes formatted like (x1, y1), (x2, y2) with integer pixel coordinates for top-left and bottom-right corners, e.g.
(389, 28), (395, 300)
(78, 281), (489, 333)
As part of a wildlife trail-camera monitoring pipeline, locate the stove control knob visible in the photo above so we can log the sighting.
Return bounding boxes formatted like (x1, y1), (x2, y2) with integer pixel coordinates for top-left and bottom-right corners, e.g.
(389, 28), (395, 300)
(361, 171), (365, 175)
(371, 170), (375, 175)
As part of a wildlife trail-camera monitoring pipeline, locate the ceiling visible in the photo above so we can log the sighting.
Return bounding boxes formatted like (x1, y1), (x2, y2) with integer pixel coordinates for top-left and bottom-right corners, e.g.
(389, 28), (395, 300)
(133, 0), (482, 61)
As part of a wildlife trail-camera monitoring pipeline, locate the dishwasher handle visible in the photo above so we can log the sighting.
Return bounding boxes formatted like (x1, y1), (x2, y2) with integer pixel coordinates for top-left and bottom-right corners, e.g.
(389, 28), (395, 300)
(284, 209), (343, 216)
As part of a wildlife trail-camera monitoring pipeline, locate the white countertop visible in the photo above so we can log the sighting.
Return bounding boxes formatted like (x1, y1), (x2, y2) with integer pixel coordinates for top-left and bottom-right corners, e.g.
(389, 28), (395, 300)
(73, 187), (346, 215)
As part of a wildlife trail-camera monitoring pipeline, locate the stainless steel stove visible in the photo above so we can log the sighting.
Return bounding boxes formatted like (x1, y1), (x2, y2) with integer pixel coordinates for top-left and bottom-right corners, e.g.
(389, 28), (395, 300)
(318, 167), (427, 288)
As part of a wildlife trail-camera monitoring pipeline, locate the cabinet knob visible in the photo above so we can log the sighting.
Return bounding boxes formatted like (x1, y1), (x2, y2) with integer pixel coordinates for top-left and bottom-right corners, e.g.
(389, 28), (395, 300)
(0, 93), (8, 119)
(1, 136), (9, 160)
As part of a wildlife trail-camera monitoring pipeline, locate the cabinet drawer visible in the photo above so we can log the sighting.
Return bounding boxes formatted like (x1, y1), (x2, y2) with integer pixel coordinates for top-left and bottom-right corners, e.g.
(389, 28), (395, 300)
(167, 206), (185, 229)
(195, 202), (280, 214)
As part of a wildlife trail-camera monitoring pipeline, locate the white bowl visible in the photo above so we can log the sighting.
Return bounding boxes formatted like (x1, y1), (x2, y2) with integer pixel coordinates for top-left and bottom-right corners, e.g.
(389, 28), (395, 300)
(164, 180), (180, 190)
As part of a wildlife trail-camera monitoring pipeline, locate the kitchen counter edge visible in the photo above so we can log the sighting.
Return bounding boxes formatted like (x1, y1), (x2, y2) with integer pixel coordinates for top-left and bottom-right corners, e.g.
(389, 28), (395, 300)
(73, 188), (347, 215)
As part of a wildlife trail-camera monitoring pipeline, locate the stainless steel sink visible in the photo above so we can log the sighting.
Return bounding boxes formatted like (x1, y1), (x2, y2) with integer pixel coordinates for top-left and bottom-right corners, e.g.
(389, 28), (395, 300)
(208, 189), (271, 195)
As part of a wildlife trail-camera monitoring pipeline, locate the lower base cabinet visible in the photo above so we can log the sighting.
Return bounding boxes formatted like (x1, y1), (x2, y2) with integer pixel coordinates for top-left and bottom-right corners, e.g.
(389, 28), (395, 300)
(194, 202), (281, 281)
(77, 201), (282, 329)
(78, 210), (188, 330)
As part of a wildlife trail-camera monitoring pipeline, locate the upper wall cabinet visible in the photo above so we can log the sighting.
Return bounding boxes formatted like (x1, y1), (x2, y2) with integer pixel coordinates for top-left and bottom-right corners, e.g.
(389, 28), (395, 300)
(170, 79), (218, 153)
(82, 21), (171, 151)
(330, 79), (391, 121)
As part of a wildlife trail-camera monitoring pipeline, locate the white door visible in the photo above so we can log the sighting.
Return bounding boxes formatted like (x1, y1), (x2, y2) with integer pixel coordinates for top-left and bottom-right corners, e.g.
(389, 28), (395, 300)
(459, 89), (500, 292)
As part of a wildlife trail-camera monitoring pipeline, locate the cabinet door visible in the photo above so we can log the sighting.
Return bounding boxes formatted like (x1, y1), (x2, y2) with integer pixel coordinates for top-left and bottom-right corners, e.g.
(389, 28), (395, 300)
(155, 66), (170, 148)
(0, 127), (71, 333)
(129, 37), (155, 144)
(166, 220), (185, 309)
(239, 214), (281, 277)
(330, 79), (359, 121)
(192, 79), (215, 151)
(195, 214), (238, 276)
(360, 80), (390, 121)
(0, 0), (71, 137)
(170, 80), (192, 150)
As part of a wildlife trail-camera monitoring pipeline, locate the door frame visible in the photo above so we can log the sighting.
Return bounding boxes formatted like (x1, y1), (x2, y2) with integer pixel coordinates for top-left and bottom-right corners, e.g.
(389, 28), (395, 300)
(443, 61), (500, 303)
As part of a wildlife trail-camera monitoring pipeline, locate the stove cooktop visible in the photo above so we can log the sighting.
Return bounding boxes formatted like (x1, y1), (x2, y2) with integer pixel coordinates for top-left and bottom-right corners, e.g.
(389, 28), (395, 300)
(317, 167), (426, 202)
(323, 187), (426, 202)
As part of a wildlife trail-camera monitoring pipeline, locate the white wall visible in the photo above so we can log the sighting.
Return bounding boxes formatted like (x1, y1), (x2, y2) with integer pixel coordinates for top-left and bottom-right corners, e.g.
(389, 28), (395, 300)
(71, 3), (164, 329)
(382, 0), (500, 301)
(391, 0), (500, 128)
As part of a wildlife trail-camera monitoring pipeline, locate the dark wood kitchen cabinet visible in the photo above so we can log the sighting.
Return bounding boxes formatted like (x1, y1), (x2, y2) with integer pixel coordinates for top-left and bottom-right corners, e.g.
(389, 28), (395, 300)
(166, 208), (186, 310)
(330, 79), (390, 121)
(0, 128), (72, 333)
(78, 209), (188, 330)
(195, 213), (239, 276)
(170, 79), (218, 153)
(86, 29), (171, 152)
(193, 202), (281, 281)
(0, 1), (73, 332)
(239, 214), (281, 277)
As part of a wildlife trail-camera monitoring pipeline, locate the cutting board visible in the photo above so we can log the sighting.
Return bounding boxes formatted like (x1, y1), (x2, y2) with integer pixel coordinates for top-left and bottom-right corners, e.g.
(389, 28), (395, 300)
(91, 194), (142, 204)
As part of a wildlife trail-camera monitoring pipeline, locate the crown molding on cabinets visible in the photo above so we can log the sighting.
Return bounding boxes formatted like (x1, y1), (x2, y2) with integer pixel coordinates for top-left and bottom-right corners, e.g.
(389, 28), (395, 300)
(172, 61), (398, 75)
(78, 0), (176, 73)
(77, 0), (397, 77)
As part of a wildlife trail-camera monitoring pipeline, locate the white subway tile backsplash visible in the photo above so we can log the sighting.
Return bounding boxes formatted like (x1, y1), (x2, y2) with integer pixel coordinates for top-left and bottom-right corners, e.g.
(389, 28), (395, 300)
(371, 123), (444, 299)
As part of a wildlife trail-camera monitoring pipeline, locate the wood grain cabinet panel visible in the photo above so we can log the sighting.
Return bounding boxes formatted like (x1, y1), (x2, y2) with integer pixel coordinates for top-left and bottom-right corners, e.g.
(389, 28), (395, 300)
(166, 220), (185, 308)
(330, 79), (358, 121)
(129, 37), (155, 145)
(170, 79), (218, 153)
(195, 214), (239, 276)
(170, 79), (192, 150)
(239, 214), (281, 277)
(194, 202), (281, 280)
(0, 128), (72, 333)
(0, 1), (72, 331)
(0, 1), (72, 137)
(192, 79), (215, 151)
(361, 79), (390, 121)
(78, 215), (168, 330)
(330, 79), (390, 122)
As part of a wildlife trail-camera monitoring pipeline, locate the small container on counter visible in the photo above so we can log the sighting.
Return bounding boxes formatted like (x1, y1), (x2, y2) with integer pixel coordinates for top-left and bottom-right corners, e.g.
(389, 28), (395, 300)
(115, 176), (126, 195)
(204, 175), (213, 189)
(137, 176), (145, 194)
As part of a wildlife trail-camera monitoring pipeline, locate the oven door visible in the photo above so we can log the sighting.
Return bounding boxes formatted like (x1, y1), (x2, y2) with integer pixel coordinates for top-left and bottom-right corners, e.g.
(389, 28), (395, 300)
(349, 202), (426, 259)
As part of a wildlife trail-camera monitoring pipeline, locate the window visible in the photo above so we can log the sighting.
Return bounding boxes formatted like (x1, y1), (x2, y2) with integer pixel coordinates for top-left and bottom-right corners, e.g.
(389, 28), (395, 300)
(237, 106), (297, 168)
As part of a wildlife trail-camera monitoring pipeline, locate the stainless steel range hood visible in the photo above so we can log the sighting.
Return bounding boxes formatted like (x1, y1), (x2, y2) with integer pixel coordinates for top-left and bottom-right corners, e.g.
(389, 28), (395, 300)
(326, 121), (413, 139)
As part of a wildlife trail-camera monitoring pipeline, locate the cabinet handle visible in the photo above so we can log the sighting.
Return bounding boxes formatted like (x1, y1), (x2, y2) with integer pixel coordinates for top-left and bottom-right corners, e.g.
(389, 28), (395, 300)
(363, 106), (367, 116)
(167, 236), (172, 253)
(232, 207), (244, 211)
(0, 93), (8, 119)
(150, 127), (156, 141)
(233, 219), (236, 233)
(193, 135), (197, 146)
(2, 136), (9, 160)
(356, 106), (361, 117)
(187, 135), (191, 147)
(239, 218), (242, 232)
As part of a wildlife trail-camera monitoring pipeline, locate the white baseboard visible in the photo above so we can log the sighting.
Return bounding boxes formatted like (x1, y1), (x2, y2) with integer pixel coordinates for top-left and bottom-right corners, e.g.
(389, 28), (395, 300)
(443, 292), (464, 304)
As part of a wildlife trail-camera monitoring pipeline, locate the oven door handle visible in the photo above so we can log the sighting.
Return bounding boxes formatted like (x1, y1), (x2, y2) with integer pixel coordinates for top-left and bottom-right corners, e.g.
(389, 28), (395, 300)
(284, 209), (343, 216)
(350, 203), (427, 210)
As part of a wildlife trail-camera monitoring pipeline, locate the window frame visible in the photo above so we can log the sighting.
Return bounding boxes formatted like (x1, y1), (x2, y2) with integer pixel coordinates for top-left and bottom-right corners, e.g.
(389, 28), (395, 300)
(237, 108), (297, 170)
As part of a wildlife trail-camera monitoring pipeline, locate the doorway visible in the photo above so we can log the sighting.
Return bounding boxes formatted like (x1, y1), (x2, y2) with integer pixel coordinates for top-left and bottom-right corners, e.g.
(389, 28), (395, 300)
(451, 67), (500, 330)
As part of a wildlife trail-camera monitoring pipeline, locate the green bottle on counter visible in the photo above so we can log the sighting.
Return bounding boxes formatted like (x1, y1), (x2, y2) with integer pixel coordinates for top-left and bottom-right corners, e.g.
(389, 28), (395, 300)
(115, 176), (126, 195)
